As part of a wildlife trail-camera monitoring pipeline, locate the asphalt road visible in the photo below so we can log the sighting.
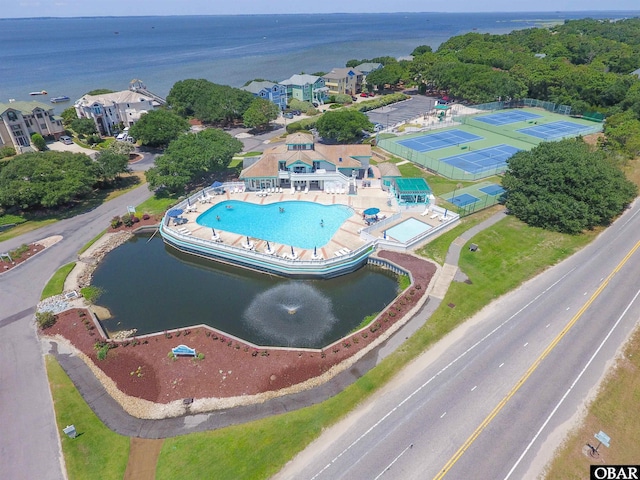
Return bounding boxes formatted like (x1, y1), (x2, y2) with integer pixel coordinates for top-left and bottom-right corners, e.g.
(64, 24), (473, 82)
(275, 202), (640, 480)
(0, 184), (153, 480)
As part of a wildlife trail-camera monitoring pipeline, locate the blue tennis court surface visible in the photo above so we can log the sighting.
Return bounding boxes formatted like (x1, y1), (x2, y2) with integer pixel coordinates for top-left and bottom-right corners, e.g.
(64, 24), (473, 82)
(441, 144), (520, 174)
(385, 218), (432, 243)
(449, 193), (479, 207)
(479, 184), (505, 196)
(518, 121), (593, 140)
(398, 129), (483, 153)
(475, 111), (542, 126)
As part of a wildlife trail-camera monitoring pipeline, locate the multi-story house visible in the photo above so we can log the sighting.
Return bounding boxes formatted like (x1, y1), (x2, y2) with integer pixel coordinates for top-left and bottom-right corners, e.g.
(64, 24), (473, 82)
(322, 68), (364, 96)
(74, 90), (157, 136)
(241, 81), (288, 110)
(0, 100), (65, 152)
(279, 74), (328, 105)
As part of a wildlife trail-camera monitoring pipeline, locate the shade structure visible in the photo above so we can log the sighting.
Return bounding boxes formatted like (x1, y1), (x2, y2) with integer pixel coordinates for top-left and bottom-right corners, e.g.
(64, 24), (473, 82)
(211, 181), (223, 188)
(167, 208), (183, 218)
(363, 207), (380, 216)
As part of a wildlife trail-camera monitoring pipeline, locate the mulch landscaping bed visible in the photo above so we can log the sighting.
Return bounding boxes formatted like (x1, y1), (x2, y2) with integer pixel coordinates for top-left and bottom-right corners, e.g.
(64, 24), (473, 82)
(1, 243), (45, 273)
(43, 252), (436, 403)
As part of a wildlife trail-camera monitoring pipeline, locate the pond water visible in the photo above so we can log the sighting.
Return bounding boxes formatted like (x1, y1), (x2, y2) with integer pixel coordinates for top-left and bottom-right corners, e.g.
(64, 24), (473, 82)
(91, 233), (400, 348)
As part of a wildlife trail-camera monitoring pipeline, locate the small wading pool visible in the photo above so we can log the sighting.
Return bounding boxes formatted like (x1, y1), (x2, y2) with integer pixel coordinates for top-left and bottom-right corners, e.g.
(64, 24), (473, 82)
(197, 200), (353, 249)
(385, 218), (432, 243)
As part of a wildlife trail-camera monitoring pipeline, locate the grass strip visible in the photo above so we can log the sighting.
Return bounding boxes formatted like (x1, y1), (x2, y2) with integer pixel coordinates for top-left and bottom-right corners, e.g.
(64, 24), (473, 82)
(543, 325), (640, 478)
(78, 230), (105, 255)
(41, 262), (76, 300)
(46, 356), (129, 480)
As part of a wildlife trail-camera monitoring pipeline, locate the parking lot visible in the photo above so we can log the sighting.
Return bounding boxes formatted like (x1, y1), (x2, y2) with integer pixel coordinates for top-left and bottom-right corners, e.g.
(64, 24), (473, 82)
(366, 95), (437, 130)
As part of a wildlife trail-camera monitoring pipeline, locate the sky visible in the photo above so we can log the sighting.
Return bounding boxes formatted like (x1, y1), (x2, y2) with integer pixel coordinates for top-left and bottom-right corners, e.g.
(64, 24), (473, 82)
(3, 0), (640, 18)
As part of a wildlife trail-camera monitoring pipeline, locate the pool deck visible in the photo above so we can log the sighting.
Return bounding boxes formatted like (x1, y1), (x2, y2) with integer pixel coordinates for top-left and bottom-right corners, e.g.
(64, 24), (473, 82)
(168, 187), (445, 261)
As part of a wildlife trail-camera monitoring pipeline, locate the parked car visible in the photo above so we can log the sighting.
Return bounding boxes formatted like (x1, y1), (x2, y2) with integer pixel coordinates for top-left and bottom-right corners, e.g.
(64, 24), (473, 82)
(291, 110), (301, 116)
(373, 123), (384, 132)
(284, 112), (294, 119)
(351, 95), (358, 102)
(312, 102), (319, 108)
(59, 135), (73, 145)
(368, 92), (375, 97)
(360, 92), (368, 97)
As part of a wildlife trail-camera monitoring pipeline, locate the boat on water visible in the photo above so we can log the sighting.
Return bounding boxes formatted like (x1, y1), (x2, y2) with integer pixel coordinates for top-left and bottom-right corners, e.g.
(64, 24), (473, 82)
(50, 96), (71, 103)
(29, 90), (48, 96)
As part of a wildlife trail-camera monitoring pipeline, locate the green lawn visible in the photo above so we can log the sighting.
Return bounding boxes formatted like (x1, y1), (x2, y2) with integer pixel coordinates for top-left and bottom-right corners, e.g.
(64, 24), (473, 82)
(41, 262), (76, 300)
(46, 356), (129, 480)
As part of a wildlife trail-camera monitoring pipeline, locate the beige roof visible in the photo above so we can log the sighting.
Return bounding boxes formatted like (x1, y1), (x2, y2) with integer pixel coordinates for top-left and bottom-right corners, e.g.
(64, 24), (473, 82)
(0, 100), (52, 115)
(323, 68), (363, 80)
(286, 132), (314, 144)
(315, 144), (370, 167)
(377, 162), (402, 177)
(240, 141), (371, 179)
(76, 90), (154, 106)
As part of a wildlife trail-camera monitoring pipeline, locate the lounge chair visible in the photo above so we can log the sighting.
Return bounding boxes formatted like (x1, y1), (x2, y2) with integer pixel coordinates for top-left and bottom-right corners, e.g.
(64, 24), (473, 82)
(290, 187), (295, 195)
(177, 227), (191, 235)
(304, 186), (309, 194)
(430, 213), (439, 219)
(339, 248), (351, 255)
(333, 250), (344, 257)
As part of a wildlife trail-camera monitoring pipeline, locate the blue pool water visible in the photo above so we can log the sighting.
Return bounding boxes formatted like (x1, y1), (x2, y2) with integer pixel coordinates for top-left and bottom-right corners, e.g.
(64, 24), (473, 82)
(385, 218), (432, 243)
(197, 200), (353, 249)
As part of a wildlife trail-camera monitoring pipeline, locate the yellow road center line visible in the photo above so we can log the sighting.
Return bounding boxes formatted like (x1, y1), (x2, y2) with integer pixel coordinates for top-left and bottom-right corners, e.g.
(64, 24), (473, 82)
(433, 240), (640, 480)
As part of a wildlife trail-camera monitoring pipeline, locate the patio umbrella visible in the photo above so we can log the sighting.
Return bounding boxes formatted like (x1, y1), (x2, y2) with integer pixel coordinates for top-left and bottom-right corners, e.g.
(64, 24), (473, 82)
(383, 230), (387, 239)
(291, 245), (295, 257)
(444, 209), (448, 218)
(187, 197), (191, 206)
(363, 207), (380, 217)
(246, 236), (251, 246)
(211, 181), (223, 188)
(211, 228), (216, 236)
(266, 241), (271, 251)
(167, 208), (183, 218)
(313, 246), (317, 257)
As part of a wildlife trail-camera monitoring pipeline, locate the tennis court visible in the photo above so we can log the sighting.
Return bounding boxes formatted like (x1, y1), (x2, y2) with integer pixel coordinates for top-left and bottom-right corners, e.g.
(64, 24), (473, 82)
(449, 193), (479, 207)
(475, 111), (542, 126)
(517, 121), (595, 140)
(479, 184), (505, 196)
(397, 129), (482, 153)
(440, 144), (520, 174)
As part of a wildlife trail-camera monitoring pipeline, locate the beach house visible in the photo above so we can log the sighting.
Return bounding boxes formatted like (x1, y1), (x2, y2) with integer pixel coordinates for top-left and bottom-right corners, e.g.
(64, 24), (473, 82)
(322, 68), (364, 96)
(241, 81), (288, 111)
(279, 74), (328, 105)
(0, 100), (65, 152)
(74, 90), (157, 137)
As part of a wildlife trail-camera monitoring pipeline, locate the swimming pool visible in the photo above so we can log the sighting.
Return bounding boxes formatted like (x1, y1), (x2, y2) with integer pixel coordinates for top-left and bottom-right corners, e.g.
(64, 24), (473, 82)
(385, 218), (432, 243)
(197, 200), (354, 249)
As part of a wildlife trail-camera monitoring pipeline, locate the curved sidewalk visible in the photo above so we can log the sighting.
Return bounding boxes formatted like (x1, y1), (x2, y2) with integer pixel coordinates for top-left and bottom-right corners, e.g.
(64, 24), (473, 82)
(47, 210), (508, 438)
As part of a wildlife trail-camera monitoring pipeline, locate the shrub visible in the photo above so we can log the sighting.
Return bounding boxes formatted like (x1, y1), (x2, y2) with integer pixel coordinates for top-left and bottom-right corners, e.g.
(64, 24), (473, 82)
(132, 216), (140, 223)
(0, 145), (16, 158)
(142, 213), (150, 221)
(334, 94), (352, 104)
(96, 345), (109, 360)
(195, 352), (205, 361)
(31, 133), (47, 151)
(80, 286), (104, 304)
(121, 213), (134, 227)
(110, 216), (122, 229)
(36, 311), (57, 329)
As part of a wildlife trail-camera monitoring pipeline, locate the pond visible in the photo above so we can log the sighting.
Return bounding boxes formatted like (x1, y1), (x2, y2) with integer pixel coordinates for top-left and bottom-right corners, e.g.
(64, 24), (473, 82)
(91, 233), (401, 349)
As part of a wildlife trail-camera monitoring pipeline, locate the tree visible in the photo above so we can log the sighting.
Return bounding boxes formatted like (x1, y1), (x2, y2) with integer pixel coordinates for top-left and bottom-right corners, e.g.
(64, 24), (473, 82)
(315, 109), (373, 143)
(95, 150), (130, 183)
(503, 139), (637, 234)
(61, 107), (78, 126)
(31, 133), (46, 151)
(366, 63), (407, 90)
(167, 79), (255, 125)
(411, 45), (433, 56)
(127, 109), (190, 148)
(71, 117), (97, 136)
(145, 128), (242, 193)
(85, 89), (115, 95)
(0, 151), (98, 209)
(243, 98), (279, 130)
